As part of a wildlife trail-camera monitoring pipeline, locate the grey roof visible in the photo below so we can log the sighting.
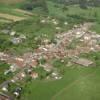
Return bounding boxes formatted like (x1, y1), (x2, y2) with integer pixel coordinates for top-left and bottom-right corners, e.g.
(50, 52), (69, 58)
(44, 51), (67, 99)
(72, 58), (94, 67)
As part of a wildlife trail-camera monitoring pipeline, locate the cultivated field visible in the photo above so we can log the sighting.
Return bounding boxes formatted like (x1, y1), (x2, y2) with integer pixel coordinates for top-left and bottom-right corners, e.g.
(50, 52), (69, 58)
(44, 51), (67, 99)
(0, 13), (26, 22)
(0, 19), (11, 23)
(14, 9), (34, 16)
(0, 0), (24, 4)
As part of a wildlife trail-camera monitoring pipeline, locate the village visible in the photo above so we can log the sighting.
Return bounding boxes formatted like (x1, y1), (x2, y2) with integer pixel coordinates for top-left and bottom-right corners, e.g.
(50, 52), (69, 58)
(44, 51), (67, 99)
(0, 22), (100, 99)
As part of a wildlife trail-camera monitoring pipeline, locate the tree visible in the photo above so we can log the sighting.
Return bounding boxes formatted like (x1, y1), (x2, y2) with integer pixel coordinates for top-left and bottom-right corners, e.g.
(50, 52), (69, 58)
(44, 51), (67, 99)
(79, 0), (88, 9)
(22, 0), (48, 13)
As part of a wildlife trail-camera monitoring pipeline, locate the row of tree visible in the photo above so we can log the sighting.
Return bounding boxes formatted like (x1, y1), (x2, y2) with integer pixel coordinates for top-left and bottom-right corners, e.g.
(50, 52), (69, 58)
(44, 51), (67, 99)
(22, 0), (48, 12)
(51, 0), (100, 8)
(21, 0), (100, 13)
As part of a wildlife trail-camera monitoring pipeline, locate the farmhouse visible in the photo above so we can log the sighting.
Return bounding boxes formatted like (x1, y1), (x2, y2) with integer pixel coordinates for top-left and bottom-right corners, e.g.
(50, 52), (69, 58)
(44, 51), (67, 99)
(11, 37), (22, 44)
(14, 57), (25, 67)
(29, 59), (38, 67)
(1, 29), (10, 34)
(72, 57), (94, 67)
(31, 72), (38, 79)
(0, 93), (12, 100)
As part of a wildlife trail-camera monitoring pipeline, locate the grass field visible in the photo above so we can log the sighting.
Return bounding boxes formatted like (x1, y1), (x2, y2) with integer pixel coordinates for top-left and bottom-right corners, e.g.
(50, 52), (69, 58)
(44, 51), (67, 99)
(0, 19), (11, 23)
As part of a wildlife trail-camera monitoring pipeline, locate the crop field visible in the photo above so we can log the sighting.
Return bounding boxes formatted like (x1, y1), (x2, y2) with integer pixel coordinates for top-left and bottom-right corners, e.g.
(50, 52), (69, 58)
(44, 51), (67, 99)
(0, 3), (33, 22)
(0, 0), (24, 4)
(0, 19), (11, 23)
(0, 13), (27, 22)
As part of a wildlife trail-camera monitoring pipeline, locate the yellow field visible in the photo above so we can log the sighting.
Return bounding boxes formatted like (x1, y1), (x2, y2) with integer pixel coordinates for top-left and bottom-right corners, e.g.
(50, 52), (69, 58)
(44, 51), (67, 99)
(14, 9), (33, 16)
(0, 0), (24, 4)
(0, 13), (27, 21)
(0, 19), (12, 23)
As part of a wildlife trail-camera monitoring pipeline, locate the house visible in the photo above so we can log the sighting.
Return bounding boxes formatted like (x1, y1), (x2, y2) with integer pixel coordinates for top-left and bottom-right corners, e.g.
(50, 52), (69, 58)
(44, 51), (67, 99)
(56, 27), (61, 30)
(64, 22), (68, 25)
(0, 53), (9, 61)
(31, 72), (38, 79)
(4, 70), (11, 75)
(19, 34), (26, 39)
(2, 86), (8, 92)
(72, 57), (94, 67)
(10, 64), (18, 72)
(10, 31), (16, 36)
(21, 72), (26, 78)
(1, 29), (10, 34)
(1, 81), (10, 92)
(13, 87), (22, 98)
(0, 93), (13, 100)
(42, 64), (53, 72)
(11, 37), (22, 44)
(14, 57), (25, 67)
(40, 19), (46, 23)
(29, 59), (38, 67)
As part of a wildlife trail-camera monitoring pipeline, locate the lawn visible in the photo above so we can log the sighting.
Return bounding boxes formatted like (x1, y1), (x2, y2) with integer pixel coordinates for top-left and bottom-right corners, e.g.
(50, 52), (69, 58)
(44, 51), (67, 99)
(53, 68), (100, 100)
